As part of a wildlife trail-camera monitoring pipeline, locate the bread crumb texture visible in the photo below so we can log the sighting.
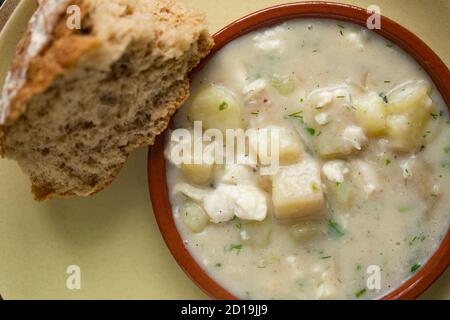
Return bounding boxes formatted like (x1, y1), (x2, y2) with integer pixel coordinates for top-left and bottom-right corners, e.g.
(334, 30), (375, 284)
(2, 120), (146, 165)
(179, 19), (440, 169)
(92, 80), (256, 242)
(0, 0), (213, 200)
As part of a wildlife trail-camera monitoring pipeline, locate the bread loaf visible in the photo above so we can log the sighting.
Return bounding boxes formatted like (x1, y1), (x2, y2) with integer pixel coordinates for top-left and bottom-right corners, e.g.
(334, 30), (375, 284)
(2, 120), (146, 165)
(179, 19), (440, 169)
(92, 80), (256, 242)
(0, 0), (213, 200)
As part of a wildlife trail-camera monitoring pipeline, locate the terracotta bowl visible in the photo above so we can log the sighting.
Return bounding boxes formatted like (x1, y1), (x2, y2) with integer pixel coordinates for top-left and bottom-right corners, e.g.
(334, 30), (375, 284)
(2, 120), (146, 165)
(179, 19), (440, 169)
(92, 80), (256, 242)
(148, 1), (450, 300)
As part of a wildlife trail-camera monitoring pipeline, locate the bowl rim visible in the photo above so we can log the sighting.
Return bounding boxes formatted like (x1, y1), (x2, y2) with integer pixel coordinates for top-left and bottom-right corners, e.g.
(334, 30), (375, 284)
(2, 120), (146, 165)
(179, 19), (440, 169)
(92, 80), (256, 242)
(148, 1), (450, 300)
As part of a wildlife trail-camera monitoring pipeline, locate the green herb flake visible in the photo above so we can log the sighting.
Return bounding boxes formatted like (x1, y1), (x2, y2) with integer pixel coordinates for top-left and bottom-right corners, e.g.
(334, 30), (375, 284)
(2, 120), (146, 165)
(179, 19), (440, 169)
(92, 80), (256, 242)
(306, 127), (316, 135)
(335, 182), (342, 187)
(215, 263), (222, 268)
(337, 24), (345, 29)
(410, 263), (421, 273)
(320, 256), (332, 259)
(445, 147), (450, 154)
(386, 43), (393, 48)
(287, 111), (303, 119)
(226, 244), (243, 255)
(299, 98), (304, 103)
(430, 112), (442, 120)
(339, 30), (344, 36)
(356, 264), (362, 271)
(409, 236), (417, 246)
(385, 159), (392, 166)
(336, 95), (346, 99)
(355, 288), (367, 298)
(327, 220), (345, 238)
(384, 80), (391, 83)
(219, 101), (228, 111)
(311, 181), (319, 192)
(398, 207), (410, 213)
(271, 256), (281, 262)
(409, 234), (426, 245)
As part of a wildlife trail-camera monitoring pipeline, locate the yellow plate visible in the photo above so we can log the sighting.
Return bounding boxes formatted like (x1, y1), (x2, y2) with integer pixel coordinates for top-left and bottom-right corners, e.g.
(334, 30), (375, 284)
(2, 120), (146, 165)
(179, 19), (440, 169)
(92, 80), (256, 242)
(0, 0), (449, 299)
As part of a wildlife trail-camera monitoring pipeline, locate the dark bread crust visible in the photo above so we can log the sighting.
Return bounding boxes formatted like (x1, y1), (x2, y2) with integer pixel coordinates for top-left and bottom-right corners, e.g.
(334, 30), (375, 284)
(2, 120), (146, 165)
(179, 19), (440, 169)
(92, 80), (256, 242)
(0, 0), (97, 155)
(0, 0), (213, 200)
(0, 0), (94, 126)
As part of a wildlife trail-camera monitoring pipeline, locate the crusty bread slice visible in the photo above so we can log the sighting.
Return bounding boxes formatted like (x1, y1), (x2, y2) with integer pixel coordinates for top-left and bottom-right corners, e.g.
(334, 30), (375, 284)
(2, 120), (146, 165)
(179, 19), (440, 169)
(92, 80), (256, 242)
(0, 0), (213, 200)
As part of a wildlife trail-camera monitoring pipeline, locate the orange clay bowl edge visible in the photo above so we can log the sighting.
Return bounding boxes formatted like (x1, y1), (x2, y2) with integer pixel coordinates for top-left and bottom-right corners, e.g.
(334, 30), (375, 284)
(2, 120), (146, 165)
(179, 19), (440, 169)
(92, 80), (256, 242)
(148, 1), (450, 300)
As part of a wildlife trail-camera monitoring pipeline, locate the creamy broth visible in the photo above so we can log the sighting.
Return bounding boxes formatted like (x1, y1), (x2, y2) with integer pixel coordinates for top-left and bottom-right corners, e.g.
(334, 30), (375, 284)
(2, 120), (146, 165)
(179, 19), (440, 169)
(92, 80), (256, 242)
(165, 19), (450, 299)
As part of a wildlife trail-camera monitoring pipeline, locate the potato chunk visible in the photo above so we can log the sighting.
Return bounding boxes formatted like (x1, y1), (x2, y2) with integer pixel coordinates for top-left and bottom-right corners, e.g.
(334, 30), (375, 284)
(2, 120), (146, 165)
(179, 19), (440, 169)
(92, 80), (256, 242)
(354, 92), (386, 136)
(304, 86), (367, 158)
(289, 219), (325, 242)
(270, 74), (296, 95)
(277, 127), (304, 164)
(326, 180), (356, 210)
(385, 114), (413, 151)
(188, 85), (244, 133)
(181, 162), (214, 185)
(322, 160), (355, 209)
(239, 220), (272, 248)
(314, 129), (352, 158)
(386, 81), (433, 151)
(253, 126), (303, 165)
(177, 140), (215, 186)
(313, 125), (367, 158)
(387, 81), (432, 114)
(272, 159), (325, 219)
(180, 201), (209, 233)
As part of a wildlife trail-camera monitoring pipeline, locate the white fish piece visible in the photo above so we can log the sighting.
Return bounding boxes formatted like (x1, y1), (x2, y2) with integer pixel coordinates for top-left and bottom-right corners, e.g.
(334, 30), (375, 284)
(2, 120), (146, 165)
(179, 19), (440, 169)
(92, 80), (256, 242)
(255, 39), (284, 51)
(345, 30), (370, 50)
(322, 160), (350, 183)
(220, 164), (256, 185)
(352, 160), (383, 196)
(242, 79), (267, 97)
(342, 126), (368, 150)
(242, 79), (268, 106)
(309, 91), (334, 108)
(313, 260), (339, 299)
(226, 184), (268, 221)
(253, 25), (286, 53)
(400, 156), (415, 179)
(204, 184), (268, 222)
(307, 84), (351, 109)
(203, 188), (235, 223)
(315, 112), (329, 125)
